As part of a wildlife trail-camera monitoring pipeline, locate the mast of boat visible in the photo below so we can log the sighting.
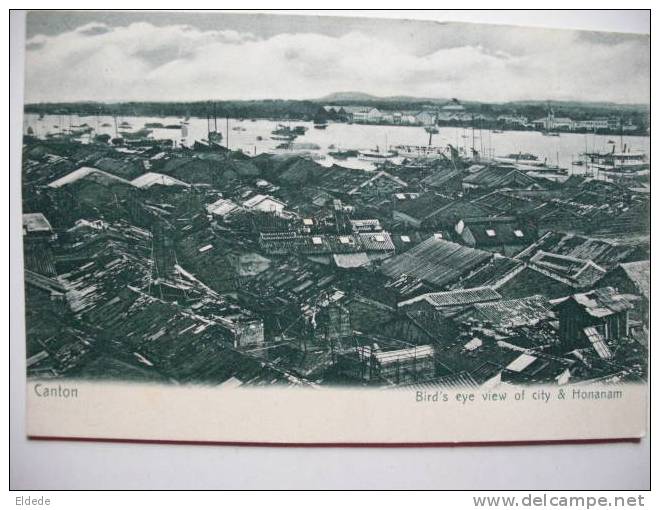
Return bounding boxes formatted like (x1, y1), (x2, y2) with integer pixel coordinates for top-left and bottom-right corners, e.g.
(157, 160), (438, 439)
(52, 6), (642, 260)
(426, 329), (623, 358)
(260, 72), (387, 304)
(226, 116), (230, 151)
(113, 115), (118, 138)
(583, 129), (592, 175)
(471, 114), (476, 158)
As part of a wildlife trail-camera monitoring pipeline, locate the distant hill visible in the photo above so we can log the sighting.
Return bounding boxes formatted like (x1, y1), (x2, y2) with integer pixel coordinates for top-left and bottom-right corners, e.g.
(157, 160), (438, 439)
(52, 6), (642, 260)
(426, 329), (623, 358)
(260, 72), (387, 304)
(318, 91), (448, 104)
(316, 92), (649, 111)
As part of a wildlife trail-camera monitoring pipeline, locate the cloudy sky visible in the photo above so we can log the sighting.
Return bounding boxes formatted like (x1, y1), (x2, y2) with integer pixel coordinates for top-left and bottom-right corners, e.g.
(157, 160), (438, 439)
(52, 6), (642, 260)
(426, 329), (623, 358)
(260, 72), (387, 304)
(24, 12), (650, 104)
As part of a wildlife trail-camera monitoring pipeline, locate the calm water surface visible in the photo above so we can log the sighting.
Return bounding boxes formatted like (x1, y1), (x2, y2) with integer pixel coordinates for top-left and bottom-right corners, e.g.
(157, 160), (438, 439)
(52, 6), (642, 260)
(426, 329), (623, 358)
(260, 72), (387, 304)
(24, 113), (650, 175)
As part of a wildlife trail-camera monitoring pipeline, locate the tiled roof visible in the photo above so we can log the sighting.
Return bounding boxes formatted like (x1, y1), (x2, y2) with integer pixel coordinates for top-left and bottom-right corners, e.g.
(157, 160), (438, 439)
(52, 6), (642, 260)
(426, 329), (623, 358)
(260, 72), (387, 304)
(471, 190), (540, 215)
(457, 256), (523, 289)
(464, 295), (553, 329)
(206, 198), (240, 217)
(260, 232), (394, 256)
(529, 251), (606, 287)
(401, 371), (479, 390)
(333, 252), (371, 268)
(48, 166), (133, 188)
(569, 287), (634, 318)
(131, 172), (190, 189)
(399, 286), (501, 308)
(393, 192), (454, 219)
(462, 216), (532, 246)
(347, 170), (407, 195)
(516, 232), (642, 270)
(463, 165), (537, 188)
(381, 237), (492, 289)
(23, 213), (52, 233)
(421, 167), (466, 188)
(373, 345), (434, 366)
(583, 326), (613, 360)
(619, 260), (650, 299)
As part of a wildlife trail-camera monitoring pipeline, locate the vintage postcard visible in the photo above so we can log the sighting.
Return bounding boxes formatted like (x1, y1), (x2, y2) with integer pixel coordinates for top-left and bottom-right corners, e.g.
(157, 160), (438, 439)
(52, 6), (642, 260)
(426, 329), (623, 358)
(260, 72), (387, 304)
(20, 11), (649, 444)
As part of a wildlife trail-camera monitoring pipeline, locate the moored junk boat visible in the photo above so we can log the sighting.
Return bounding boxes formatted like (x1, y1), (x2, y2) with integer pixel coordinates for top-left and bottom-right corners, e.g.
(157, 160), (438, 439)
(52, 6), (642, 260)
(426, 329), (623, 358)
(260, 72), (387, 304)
(313, 114), (328, 129)
(119, 128), (153, 140)
(495, 152), (546, 166)
(271, 124), (296, 136)
(395, 144), (447, 159)
(271, 124), (299, 140)
(357, 146), (397, 161)
(520, 164), (568, 175)
(194, 139), (227, 152)
(69, 123), (94, 136)
(496, 152), (568, 175)
(208, 130), (223, 143)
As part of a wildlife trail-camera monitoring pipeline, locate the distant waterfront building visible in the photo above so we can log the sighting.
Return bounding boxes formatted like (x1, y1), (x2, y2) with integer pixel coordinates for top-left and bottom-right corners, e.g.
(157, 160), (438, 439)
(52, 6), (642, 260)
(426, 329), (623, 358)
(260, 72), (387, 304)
(497, 114), (528, 127)
(415, 111), (437, 126)
(552, 117), (574, 130)
(574, 118), (610, 131)
(532, 111), (574, 131)
(322, 105), (343, 114)
(401, 112), (418, 124)
(380, 112), (394, 124)
(344, 106), (382, 123)
(436, 104), (472, 123)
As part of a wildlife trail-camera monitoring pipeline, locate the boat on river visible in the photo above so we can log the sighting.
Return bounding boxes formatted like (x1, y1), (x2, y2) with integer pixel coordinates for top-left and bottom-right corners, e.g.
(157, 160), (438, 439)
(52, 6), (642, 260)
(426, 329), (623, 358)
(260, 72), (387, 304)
(495, 152), (546, 166)
(395, 144), (448, 159)
(583, 145), (649, 174)
(358, 147), (397, 160)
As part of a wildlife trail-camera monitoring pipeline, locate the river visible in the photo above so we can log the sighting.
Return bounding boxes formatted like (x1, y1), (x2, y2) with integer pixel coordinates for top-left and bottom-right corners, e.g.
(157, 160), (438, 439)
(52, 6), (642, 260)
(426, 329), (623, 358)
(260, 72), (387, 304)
(23, 113), (650, 175)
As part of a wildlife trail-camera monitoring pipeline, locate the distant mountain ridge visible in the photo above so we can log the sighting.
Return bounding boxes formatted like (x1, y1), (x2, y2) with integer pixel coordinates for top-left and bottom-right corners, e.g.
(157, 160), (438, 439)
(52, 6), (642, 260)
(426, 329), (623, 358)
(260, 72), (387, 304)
(318, 91), (448, 104)
(316, 91), (649, 110)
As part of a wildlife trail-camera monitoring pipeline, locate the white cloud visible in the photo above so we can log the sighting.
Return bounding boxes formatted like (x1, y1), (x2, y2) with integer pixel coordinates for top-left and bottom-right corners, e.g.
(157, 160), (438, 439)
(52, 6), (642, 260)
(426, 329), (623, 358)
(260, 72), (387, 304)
(25, 21), (649, 104)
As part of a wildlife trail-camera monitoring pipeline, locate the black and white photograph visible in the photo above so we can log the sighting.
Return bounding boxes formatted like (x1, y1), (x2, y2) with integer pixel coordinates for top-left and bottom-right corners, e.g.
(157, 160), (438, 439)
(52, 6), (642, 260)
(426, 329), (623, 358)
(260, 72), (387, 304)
(14, 9), (650, 451)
